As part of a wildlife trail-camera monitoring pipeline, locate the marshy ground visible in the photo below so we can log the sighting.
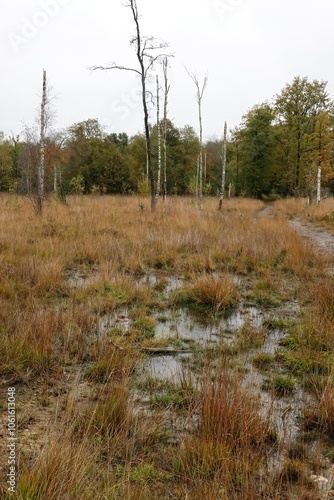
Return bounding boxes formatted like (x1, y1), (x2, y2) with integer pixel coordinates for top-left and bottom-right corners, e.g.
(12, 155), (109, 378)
(0, 195), (334, 499)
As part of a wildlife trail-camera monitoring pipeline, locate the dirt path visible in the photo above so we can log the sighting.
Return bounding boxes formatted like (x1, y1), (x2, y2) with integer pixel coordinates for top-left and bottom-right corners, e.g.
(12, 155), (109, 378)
(256, 203), (275, 218)
(257, 204), (334, 258)
(288, 217), (334, 258)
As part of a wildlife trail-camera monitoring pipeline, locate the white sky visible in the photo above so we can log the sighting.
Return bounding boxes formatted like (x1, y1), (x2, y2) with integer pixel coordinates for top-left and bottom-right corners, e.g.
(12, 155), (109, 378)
(1, 0), (334, 141)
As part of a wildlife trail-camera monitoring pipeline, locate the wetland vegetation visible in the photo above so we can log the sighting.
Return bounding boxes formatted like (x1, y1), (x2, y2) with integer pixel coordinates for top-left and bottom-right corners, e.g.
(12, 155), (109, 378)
(0, 194), (334, 499)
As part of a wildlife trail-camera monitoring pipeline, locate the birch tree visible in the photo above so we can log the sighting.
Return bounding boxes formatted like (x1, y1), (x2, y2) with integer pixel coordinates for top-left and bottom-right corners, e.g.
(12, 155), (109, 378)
(37, 69), (47, 214)
(316, 163), (321, 205)
(187, 70), (208, 199)
(155, 75), (162, 199)
(162, 57), (170, 201)
(219, 121), (227, 210)
(90, 0), (170, 211)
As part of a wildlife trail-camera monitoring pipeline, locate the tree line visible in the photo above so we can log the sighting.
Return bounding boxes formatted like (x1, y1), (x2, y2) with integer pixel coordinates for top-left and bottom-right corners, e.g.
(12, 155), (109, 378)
(1, 75), (334, 202)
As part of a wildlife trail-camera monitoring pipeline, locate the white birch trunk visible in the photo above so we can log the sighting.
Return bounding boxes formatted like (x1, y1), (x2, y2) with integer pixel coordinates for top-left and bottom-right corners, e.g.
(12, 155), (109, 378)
(162, 57), (169, 201)
(38, 69), (47, 213)
(156, 75), (162, 199)
(196, 155), (199, 198)
(198, 99), (203, 199)
(317, 165), (321, 205)
(219, 121), (227, 210)
(54, 164), (57, 193)
(186, 70), (208, 200)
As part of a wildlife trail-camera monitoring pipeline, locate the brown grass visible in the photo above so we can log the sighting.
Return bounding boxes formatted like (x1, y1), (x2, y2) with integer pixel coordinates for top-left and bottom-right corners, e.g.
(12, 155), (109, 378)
(274, 196), (334, 229)
(183, 274), (239, 311)
(0, 194), (331, 499)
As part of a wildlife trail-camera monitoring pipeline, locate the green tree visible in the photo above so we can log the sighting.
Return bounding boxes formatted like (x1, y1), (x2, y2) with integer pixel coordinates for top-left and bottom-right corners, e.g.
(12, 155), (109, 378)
(65, 119), (130, 193)
(275, 76), (332, 194)
(306, 111), (334, 201)
(127, 134), (147, 191)
(0, 140), (15, 191)
(238, 104), (275, 198)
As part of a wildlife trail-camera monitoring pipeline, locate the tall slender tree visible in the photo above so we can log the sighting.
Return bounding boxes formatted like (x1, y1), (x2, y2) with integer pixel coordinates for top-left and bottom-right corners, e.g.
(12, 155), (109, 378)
(187, 70), (208, 199)
(90, 0), (170, 211)
(162, 57), (170, 201)
(37, 69), (47, 214)
(219, 121), (227, 209)
(155, 74), (162, 199)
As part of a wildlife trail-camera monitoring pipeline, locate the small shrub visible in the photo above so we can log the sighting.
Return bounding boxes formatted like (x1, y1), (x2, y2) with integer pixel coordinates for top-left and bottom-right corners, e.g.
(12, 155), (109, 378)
(133, 315), (156, 340)
(281, 459), (305, 483)
(253, 353), (274, 370)
(273, 375), (296, 396)
(183, 274), (239, 312)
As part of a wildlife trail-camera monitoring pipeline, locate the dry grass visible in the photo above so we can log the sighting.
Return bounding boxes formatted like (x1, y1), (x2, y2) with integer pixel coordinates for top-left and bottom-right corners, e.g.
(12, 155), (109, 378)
(0, 194), (332, 498)
(274, 196), (334, 228)
(180, 274), (239, 312)
(170, 367), (319, 499)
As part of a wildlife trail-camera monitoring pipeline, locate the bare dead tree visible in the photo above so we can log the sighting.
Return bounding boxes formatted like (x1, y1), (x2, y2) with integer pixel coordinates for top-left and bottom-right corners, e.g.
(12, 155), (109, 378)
(90, 0), (171, 211)
(155, 74), (162, 199)
(186, 69), (208, 199)
(219, 121), (227, 210)
(196, 155), (199, 198)
(37, 69), (47, 214)
(162, 57), (170, 201)
(19, 74), (57, 210)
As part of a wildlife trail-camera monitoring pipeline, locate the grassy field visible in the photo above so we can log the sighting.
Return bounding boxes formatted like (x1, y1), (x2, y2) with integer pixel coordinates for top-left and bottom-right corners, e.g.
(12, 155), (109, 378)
(0, 194), (334, 499)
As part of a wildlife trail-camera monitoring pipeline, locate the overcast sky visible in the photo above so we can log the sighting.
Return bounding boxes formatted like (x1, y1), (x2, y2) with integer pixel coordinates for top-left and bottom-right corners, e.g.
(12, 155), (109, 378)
(1, 0), (334, 141)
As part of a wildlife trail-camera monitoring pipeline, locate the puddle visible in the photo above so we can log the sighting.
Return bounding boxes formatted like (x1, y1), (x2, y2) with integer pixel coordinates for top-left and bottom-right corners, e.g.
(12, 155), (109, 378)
(65, 268), (99, 287)
(140, 354), (191, 380)
(262, 328), (287, 355)
(97, 309), (130, 337)
(224, 306), (264, 332)
(155, 305), (265, 344)
(139, 273), (183, 296)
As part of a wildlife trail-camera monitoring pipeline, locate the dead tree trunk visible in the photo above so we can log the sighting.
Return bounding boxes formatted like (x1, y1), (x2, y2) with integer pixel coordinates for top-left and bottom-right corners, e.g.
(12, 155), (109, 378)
(198, 98), (203, 199)
(156, 75), (162, 199)
(37, 69), (47, 214)
(317, 165), (321, 205)
(219, 121), (227, 210)
(196, 155), (199, 198)
(187, 70), (208, 199)
(90, 0), (171, 211)
(162, 57), (169, 201)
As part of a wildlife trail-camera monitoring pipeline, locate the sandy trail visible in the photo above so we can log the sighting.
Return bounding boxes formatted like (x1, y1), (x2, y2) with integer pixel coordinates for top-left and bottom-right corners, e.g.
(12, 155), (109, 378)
(258, 203), (334, 258)
(287, 217), (334, 258)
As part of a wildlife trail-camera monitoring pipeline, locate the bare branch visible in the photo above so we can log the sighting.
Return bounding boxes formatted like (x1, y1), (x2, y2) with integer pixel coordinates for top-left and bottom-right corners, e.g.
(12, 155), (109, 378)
(90, 0), (173, 211)
(186, 67), (209, 102)
(89, 63), (141, 76)
(186, 68), (208, 199)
